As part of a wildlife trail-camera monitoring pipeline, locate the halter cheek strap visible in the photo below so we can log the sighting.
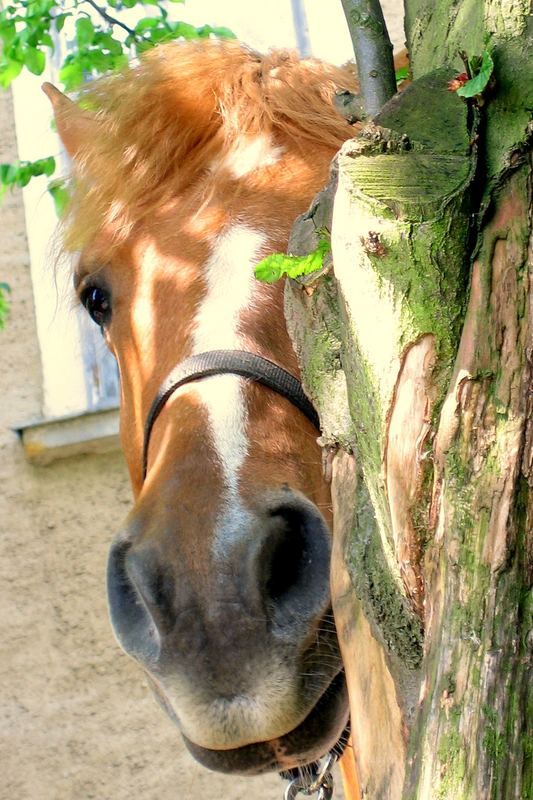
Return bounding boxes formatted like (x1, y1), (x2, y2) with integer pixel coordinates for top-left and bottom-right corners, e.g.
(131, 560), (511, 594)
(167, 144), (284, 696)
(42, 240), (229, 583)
(142, 349), (320, 482)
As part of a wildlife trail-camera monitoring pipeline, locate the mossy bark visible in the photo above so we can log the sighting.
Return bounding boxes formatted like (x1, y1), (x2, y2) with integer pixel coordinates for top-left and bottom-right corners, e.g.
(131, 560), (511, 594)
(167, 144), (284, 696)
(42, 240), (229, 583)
(285, 2), (532, 797)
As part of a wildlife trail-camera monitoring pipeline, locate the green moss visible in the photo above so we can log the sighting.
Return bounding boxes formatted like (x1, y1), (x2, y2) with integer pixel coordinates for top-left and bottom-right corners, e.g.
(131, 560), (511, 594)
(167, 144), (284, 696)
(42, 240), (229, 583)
(334, 66), (474, 537)
(484, 36), (533, 192)
(376, 67), (470, 155)
(439, 454), (532, 798)
(438, 724), (462, 765)
(436, 726), (468, 800)
(523, 730), (533, 800)
(483, 705), (505, 764)
(286, 273), (355, 449)
(471, 661), (482, 689)
(405, 0), (486, 78)
(342, 330), (384, 476)
(304, 319), (341, 397)
(346, 474), (424, 669)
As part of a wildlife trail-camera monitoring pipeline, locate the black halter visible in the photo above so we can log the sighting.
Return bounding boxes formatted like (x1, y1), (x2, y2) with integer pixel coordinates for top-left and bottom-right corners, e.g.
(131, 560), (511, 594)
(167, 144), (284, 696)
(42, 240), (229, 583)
(142, 349), (320, 482)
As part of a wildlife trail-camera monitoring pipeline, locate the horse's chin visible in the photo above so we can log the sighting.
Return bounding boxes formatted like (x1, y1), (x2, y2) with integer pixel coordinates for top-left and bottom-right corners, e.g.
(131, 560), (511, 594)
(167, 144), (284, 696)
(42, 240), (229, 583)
(180, 670), (349, 775)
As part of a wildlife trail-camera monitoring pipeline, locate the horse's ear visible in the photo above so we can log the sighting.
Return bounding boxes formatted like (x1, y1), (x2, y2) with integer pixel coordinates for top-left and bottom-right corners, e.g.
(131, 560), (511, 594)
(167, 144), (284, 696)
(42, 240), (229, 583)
(42, 82), (95, 160)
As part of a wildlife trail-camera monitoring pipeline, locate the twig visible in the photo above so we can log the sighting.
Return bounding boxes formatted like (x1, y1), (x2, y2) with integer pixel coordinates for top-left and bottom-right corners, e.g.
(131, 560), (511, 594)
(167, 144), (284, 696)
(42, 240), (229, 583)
(340, 0), (396, 117)
(83, 0), (138, 39)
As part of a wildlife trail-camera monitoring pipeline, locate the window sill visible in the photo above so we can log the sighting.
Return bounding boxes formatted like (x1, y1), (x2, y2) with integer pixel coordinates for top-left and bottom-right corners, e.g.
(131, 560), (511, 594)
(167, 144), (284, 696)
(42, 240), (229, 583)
(15, 406), (120, 466)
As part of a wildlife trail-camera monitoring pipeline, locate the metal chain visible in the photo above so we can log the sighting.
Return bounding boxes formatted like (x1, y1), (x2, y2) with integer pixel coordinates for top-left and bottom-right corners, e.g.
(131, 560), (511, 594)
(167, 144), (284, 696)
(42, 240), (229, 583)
(283, 754), (336, 800)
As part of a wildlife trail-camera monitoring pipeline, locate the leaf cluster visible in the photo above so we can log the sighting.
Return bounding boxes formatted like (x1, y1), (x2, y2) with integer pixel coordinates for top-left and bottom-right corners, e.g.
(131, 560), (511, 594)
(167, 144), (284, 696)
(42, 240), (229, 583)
(455, 36), (495, 100)
(0, 0), (57, 89)
(456, 48), (494, 99)
(254, 238), (331, 284)
(0, 155), (55, 195)
(0, 0), (235, 194)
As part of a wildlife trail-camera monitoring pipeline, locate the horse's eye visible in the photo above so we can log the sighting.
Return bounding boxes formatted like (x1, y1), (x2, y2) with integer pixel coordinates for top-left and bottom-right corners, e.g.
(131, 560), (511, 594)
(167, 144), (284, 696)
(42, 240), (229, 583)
(81, 286), (112, 327)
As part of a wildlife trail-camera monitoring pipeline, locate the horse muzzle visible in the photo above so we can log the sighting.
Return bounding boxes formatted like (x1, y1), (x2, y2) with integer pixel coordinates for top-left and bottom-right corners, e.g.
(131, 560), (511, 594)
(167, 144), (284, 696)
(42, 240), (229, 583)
(180, 669), (349, 775)
(106, 488), (348, 771)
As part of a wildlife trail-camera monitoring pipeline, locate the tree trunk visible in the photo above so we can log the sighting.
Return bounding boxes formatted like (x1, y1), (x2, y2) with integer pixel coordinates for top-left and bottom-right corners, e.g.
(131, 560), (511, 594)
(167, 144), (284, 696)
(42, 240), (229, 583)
(285, 2), (532, 797)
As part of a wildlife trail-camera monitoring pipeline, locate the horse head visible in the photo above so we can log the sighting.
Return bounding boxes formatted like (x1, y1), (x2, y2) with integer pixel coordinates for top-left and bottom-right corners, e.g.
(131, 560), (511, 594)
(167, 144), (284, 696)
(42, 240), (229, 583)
(45, 40), (357, 775)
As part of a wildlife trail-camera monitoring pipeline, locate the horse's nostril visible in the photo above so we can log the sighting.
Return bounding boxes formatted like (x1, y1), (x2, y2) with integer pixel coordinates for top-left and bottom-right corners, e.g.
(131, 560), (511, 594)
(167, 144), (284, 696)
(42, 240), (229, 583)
(264, 514), (308, 603)
(260, 502), (331, 624)
(125, 549), (176, 634)
(107, 538), (161, 662)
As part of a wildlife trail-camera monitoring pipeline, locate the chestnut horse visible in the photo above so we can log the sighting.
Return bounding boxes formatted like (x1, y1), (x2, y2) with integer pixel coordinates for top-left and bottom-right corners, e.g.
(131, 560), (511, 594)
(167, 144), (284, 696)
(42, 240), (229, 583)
(44, 40), (359, 789)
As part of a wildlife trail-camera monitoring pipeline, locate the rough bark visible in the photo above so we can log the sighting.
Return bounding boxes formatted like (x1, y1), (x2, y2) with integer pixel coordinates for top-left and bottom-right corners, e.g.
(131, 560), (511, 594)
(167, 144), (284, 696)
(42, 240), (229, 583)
(284, 2), (532, 797)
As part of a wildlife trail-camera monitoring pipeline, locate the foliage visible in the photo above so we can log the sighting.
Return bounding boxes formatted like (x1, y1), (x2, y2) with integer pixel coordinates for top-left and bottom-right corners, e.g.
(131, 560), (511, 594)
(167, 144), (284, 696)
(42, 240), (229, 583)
(254, 237), (331, 284)
(0, 0), (235, 329)
(0, 154), (55, 196)
(0, 0), (235, 197)
(448, 38), (495, 101)
(456, 47), (494, 99)
(394, 64), (409, 82)
(46, 176), (69, 214)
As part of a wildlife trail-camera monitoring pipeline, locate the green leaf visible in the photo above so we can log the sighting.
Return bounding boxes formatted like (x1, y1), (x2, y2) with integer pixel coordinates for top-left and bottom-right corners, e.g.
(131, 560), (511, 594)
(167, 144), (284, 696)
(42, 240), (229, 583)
(112, 52), (128, 71)
(94, 31), (123, 55)
(48, 179), (70, 217)
(135, 16), (159, 33)
(31, 156), (56, 177)
(203, 25), (236, 40)
(0, 19), (16, 47)
(24, 45), (45, 75)
(15, 165), (32, 187)
(457, 49), (494, 98)
(0, 163), (19, 185)
(85, 48), (112, 72)
(395, 65), (409, 82)
(76, 16), (94, 47)
(59, 58), (84, 90)
(0, 158), (55, 195)
(146, 24), (173, 43)
(135, 39), (155, 55)
(40, 31), (54, 49)
(171, 21), (199, 40)
(255, 238), (331, 283)
(0, 57), (23, 88)
(54, 13), (69, 33)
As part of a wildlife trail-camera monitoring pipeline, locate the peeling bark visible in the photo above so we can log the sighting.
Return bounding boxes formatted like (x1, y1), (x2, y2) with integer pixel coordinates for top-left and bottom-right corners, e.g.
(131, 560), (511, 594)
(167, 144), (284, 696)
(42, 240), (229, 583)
(384, 334), (436, 617)
(331, 451), (409, 799)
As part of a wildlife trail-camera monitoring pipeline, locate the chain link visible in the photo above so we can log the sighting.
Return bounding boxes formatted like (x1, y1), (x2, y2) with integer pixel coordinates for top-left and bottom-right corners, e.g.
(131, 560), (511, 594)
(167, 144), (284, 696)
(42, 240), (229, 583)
(282, 754), (336, 800)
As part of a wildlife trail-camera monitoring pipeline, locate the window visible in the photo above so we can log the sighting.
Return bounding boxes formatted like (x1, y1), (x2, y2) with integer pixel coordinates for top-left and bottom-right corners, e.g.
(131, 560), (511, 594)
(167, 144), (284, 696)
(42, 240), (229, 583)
(11, 43), (121, 462)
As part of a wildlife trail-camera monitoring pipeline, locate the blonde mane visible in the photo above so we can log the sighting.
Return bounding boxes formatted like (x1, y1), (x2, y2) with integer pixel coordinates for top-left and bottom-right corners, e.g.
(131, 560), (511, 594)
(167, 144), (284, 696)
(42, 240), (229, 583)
(64, 39), (358, 248)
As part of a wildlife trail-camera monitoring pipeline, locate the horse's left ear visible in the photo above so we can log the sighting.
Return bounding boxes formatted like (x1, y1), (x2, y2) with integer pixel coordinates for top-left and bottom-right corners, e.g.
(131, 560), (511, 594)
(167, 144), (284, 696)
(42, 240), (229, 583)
(42, 82), (96, 160)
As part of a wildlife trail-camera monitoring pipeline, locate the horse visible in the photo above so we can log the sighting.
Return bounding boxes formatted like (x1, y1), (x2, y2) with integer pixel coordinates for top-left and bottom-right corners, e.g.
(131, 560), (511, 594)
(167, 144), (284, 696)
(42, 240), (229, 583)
(43, 39), (360, 787)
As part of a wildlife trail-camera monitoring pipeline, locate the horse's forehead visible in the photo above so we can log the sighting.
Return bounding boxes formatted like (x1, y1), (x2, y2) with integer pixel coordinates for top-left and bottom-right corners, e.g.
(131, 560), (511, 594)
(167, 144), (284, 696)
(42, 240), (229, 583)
(75, 210), (216, 285)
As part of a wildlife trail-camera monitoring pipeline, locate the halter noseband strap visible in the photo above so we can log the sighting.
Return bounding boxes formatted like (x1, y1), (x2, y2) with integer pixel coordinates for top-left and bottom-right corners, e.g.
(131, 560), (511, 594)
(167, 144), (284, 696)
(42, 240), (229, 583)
(142, 349), (320, 482)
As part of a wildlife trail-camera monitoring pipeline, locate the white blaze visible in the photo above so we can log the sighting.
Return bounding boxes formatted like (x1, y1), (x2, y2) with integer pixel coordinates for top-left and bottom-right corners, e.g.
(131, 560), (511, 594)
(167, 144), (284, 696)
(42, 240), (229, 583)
(161, 225), (304, 747)
(192, 224), (266, 502)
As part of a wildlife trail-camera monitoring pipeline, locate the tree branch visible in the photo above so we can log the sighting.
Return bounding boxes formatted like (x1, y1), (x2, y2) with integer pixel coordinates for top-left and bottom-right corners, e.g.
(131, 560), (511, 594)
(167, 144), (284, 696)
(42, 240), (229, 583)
(340, 0), (396, 117)
(83, 0), (137, 39)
